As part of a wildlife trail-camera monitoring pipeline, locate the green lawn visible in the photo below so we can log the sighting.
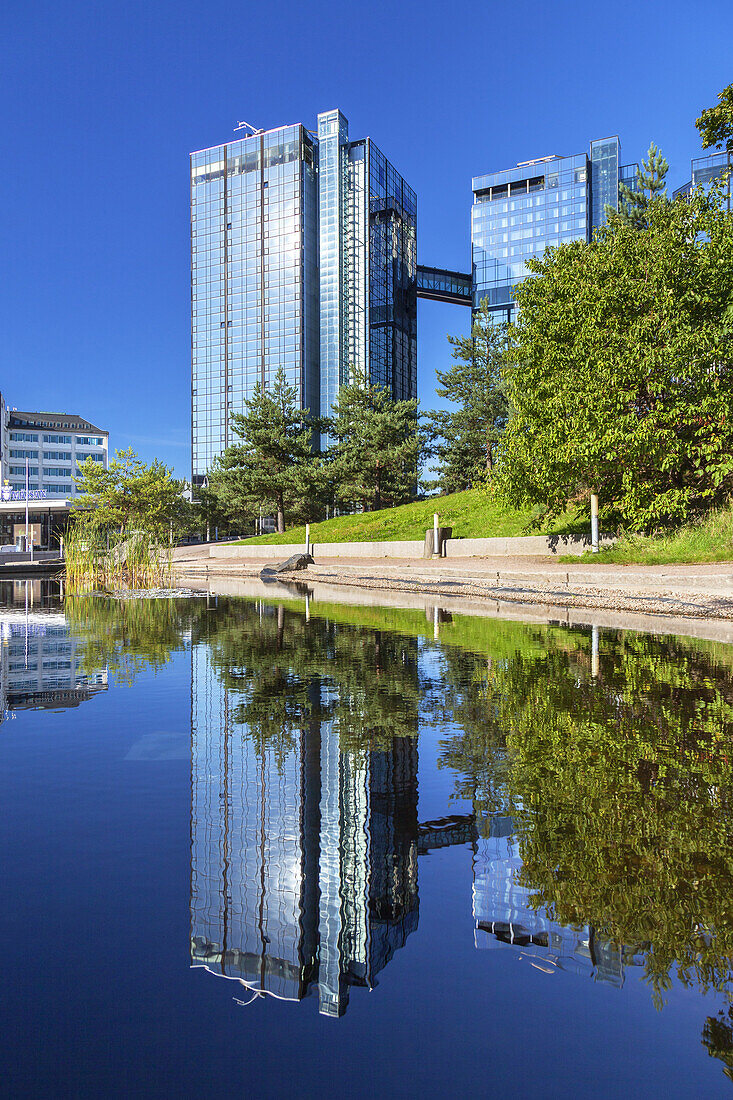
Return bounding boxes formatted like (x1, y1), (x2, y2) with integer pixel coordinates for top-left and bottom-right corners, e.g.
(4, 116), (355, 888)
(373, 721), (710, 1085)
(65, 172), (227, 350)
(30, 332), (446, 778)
(571, 504), (733, 565)
(234, 489), (584, 545)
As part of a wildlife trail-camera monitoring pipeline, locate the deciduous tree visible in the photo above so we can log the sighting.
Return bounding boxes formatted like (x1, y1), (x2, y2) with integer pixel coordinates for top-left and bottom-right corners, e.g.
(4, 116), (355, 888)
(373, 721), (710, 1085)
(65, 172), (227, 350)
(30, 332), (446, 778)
(494, 187), (733, 528)
(73, 448), (187, 538)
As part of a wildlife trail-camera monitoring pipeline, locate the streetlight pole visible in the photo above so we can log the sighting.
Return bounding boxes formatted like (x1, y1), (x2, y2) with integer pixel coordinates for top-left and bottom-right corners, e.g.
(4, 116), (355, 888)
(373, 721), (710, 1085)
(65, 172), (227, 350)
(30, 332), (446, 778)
(25, 458), (32, 561)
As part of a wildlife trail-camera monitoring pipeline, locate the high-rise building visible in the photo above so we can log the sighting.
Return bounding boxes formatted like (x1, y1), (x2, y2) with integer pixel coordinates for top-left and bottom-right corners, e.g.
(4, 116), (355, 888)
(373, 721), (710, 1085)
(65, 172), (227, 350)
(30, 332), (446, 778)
(190, 110), (417, 483)
(316, 110), (417, 431)
(190, 124), (320, 482)
(471, 136), (638, 323)
(674, 149), (732, 205)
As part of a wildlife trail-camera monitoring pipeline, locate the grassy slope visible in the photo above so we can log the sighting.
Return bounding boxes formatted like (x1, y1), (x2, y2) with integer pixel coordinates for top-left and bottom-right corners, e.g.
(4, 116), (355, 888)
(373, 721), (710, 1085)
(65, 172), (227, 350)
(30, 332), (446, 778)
(236, 489), (584, 546)
(571, 504), (733, 565)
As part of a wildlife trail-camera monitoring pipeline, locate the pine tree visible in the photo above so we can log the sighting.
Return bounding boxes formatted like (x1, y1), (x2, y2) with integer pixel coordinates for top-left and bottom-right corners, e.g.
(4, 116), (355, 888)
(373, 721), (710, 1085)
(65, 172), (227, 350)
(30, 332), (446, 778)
(607, 142), (669, 229)
(208, 367), (321, 533)
(328, 369), (420, 512)
(424, 301), (509, 493)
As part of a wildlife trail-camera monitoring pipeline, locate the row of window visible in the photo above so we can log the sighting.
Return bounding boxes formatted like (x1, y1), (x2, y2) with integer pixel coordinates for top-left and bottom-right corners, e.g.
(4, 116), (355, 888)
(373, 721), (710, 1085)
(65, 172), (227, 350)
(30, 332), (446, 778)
(9, 432), (104, 446)
(9, 660), (73, 672)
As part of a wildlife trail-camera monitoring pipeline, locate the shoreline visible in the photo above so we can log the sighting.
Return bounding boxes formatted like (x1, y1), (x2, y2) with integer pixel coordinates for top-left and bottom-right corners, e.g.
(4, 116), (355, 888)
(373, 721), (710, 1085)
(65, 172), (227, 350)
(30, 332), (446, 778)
(171, 549), (733, 623)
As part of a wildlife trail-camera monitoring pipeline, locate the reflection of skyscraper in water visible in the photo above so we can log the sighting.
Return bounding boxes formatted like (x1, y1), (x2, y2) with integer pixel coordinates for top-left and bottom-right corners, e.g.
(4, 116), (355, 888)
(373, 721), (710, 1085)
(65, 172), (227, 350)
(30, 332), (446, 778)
(472, 815), (638, 986)
(190, 641), (419, 1015)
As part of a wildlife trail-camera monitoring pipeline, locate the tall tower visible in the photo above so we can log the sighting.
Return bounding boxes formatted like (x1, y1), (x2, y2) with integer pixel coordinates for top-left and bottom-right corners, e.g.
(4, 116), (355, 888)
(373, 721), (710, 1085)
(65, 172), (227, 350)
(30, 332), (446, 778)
(190, 110), (417, 481)
(190, 125), (320, 485)
(317, 109), (418, 431)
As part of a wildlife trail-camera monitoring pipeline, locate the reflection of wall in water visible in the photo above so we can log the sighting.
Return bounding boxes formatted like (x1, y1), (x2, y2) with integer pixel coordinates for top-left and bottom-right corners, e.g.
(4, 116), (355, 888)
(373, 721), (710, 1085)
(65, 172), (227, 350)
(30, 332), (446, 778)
(0, 583), (108, 723)
(472, 815), (640, 986)
(190, 642), (419, 1016)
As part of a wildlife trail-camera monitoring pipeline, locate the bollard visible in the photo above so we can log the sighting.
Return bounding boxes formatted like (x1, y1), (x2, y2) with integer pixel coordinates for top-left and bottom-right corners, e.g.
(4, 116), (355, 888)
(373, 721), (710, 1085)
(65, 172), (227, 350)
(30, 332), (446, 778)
(591, 493), (599, 553)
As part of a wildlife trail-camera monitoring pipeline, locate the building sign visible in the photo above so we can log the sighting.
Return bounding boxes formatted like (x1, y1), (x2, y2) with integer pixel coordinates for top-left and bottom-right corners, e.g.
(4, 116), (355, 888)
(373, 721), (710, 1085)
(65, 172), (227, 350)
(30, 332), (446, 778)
(0, 488), (47, 502)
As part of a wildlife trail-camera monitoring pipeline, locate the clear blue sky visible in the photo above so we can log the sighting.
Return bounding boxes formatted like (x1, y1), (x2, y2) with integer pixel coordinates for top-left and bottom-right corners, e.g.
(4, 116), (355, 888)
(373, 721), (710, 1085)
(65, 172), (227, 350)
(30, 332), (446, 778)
(3, 0), (732, 477)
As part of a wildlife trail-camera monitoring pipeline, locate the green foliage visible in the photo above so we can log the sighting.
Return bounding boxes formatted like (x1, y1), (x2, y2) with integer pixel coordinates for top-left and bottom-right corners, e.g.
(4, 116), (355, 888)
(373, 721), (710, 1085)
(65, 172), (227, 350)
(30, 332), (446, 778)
(198, 599), (421, 754)
(609, 141), (669, 229)
(328, 368), (420, 511)
(63, 518), (174, 592)
(696, 81), (733, 154)
(424, 301), (510, 493)
(65, 595), (191, 683)
(69, 447), (189, 589)
(235, 488), (583, 545)
(574, 501), (733, 564)
(73, 447), (187, 539)
(494, 631), (733, 1002)
(207, 367), (322, 533)
(436, 619), (733, 1077)
(494, 186), (733, 528)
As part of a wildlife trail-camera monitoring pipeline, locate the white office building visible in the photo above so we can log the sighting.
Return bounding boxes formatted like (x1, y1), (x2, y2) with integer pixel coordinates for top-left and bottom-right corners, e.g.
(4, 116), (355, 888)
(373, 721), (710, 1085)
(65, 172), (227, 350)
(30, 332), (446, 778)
(1, 407), (108, 500)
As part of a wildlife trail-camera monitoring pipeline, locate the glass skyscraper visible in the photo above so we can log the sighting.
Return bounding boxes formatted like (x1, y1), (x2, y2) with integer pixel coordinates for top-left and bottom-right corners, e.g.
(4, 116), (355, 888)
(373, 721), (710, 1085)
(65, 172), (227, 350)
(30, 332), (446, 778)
(471, 136), (636, 323)
(190, 125), (319, 483)
(190, 110), (416, 483)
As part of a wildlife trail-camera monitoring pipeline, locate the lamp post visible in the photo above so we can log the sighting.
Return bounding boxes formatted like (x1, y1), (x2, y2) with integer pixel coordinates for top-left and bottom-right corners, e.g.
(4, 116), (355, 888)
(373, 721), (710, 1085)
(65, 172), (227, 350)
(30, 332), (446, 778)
(25, 458), (33, 562)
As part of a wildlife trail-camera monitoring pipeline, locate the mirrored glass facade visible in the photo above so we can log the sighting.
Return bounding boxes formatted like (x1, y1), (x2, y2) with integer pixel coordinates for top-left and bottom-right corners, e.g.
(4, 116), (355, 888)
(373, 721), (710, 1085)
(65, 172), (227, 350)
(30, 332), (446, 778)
(590, 136), (620, 227)
(692, 150), (732, 198)
(316, 111), (417, 435)
(191, 111), (416, 480)
(471, 136), (630, 324)
(191, 126), (319, 484)
(189, 631), (419, 1016)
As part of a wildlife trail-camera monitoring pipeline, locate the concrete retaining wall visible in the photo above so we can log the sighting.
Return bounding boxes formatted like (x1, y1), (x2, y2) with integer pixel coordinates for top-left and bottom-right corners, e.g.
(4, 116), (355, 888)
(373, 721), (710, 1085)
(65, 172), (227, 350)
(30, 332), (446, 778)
(212, 539), (425, 560)
(210, 533), (616, 560)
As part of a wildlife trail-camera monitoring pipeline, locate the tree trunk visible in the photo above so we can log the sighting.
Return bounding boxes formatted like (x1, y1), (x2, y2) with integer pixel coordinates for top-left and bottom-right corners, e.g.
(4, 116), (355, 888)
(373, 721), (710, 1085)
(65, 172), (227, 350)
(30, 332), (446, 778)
(276, 494), (285, 533)
(373, 467), (382, 512)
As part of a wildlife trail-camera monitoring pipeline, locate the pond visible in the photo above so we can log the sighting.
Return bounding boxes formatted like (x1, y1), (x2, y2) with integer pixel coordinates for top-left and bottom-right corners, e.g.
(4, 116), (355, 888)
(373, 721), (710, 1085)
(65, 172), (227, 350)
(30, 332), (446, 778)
(2, 578), (733, 1097)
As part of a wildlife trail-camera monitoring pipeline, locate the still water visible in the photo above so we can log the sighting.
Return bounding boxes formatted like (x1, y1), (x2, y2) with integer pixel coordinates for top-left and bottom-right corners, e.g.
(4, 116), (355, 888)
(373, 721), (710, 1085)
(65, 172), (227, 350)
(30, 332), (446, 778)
(2, 579), (733, 1097)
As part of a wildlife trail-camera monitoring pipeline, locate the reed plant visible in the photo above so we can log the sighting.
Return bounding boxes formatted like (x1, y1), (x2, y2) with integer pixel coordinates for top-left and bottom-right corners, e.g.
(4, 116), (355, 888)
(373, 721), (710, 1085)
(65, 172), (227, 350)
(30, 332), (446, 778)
(63, 517), (173, 592)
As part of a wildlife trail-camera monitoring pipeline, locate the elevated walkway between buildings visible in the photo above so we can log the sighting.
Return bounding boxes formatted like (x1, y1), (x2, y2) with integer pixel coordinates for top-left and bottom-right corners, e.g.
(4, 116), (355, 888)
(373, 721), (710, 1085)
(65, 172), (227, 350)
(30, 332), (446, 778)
(416, 265), (472, 306)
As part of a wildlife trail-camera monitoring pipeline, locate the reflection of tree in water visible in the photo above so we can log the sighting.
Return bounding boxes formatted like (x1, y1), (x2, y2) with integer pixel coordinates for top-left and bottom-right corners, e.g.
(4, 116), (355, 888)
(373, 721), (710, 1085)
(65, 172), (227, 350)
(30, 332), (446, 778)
(437, 626), (733, 1081)
(64, 595), (195, 684)
(198, 600), (420, 757)
(703, 1005), (733, 1082)
(432, 646), (511, 826)
(63, 593), (733, 1069)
